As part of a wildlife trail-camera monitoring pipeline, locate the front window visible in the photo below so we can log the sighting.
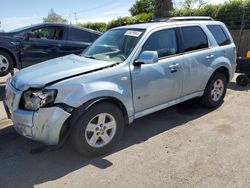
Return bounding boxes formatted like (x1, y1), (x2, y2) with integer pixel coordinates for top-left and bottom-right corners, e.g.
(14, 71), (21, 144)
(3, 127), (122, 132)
(142, 28), (179, 58)
(31, 26), (64, 40)
(8, 24), (40, 33)
(82, 29), (145, 63)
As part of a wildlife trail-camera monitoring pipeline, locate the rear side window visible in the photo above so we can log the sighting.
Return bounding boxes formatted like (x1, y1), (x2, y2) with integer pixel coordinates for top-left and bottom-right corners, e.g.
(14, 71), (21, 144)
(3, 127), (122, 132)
(142, 29), (178, 58)
(207, 25), (231, 46)
(181, 26), (208, 52)
(91, 33), (101, 41)
(68, 28), (92, 42)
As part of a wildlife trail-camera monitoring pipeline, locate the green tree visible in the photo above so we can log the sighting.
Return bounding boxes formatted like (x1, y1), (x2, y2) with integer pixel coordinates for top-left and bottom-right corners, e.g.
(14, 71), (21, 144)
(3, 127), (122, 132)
(129, 0), (155, 16)
(154, 0), (173, 18)
(43, 8), (68, 23)
(179, 0), (209, 10)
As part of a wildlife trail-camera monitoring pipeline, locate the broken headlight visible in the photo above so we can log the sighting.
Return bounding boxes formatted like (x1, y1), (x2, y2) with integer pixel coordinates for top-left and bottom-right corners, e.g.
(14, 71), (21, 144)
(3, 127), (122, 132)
(22, 89), (57, 111)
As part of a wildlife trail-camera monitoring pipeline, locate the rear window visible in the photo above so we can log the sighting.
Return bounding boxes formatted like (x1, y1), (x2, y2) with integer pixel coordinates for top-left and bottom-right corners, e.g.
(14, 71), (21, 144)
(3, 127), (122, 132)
(207, 25), (231, 46)
(68, 28), (92, 42)
(181, 26), (208, 52)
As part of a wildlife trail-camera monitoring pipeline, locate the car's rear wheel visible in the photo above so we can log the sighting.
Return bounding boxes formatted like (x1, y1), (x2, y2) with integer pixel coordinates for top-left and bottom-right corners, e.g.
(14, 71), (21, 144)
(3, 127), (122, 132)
(200, 73), (227, 108)
(0, 50), (13, 77)
(70, 102), (124, 157)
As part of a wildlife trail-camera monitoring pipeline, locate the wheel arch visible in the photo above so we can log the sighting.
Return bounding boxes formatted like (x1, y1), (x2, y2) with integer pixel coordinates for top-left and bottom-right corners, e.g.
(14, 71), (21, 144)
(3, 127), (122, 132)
(214, 66), (230, 83)
(83, 97), (129, 125)
(201, 65), (231, 94)
(59, 96), (129, 143)
(0, 46), (19, 68)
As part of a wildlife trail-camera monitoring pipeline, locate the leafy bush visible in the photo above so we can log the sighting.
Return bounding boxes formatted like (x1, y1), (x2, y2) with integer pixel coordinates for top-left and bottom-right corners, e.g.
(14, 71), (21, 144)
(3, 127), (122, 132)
(77, 22), (107, 32)
(171, 0), (250, 29)
(135, 12), (153, 22)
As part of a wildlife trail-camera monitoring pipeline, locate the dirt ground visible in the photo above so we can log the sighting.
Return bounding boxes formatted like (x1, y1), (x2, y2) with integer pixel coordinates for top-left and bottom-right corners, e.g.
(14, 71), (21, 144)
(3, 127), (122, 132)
(0, 74), (250, 188)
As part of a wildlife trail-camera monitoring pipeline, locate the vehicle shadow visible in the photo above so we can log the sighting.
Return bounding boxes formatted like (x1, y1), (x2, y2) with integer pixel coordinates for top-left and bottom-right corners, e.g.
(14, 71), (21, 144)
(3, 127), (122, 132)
(0, 99), (217, 188)
(228, 82), (250, 91)
(0, 85), (5, 101)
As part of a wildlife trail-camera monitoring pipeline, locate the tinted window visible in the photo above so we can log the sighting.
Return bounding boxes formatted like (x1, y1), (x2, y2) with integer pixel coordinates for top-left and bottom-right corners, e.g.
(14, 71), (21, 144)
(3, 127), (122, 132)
(207, 25), (231, 46)
(91, 33), (101, 41)
(69, 28), (91, 42)
(142, 29), (178, 58)
(181, 26), (208, 52)
(32, 27), (64, 40)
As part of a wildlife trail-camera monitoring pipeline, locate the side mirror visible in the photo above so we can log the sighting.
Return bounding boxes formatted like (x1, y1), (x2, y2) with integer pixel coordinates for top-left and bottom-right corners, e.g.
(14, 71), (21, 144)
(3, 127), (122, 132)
(24, 31), (35, 40)
(134, 51), (158, 66)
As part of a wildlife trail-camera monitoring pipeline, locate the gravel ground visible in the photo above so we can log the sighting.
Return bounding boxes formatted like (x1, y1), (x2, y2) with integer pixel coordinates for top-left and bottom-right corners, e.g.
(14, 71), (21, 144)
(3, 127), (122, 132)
(0, 74), (250, 188)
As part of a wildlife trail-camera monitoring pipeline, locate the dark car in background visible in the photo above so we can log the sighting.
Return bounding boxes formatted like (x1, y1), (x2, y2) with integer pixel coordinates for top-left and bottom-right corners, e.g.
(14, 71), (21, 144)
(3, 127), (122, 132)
(0, 23), (102, 76)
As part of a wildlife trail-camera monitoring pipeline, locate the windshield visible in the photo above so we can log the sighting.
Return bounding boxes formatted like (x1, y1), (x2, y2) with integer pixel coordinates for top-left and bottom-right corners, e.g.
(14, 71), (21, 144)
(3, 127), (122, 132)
(82, 29), (145, 63)
(8, 24), (40, 33)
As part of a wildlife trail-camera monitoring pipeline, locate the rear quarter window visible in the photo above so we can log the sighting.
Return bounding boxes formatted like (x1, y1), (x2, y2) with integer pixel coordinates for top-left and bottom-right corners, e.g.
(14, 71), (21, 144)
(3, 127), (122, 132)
(181, 26), (209, 52)
(207, 25), (231, 46)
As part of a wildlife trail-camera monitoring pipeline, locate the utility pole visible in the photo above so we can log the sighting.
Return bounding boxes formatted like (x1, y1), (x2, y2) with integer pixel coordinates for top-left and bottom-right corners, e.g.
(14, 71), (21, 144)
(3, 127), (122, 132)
(69, 14), (72, 25)
(74, 12), (78, 24)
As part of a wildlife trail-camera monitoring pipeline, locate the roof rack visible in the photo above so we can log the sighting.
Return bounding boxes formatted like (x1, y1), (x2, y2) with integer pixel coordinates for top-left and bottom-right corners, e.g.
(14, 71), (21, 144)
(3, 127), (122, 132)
(151, 16), (214, 22)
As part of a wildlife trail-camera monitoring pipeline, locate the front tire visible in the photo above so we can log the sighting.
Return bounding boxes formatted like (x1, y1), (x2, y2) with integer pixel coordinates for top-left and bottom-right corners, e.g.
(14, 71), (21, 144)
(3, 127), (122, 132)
(200, 73), (227, 108)
(0, 50), (13, 77)
(70, 102), (124, 157)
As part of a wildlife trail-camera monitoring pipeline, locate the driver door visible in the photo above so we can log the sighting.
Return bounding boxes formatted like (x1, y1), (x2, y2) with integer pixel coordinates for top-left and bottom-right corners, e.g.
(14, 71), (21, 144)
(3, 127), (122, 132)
(20, 26), (64, 68)
(131, 28), (184, 113)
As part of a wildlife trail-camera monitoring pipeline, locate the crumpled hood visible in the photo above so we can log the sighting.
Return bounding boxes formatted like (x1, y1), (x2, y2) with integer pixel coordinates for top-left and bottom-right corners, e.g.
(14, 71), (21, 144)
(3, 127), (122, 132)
(12, 54), (116, 91)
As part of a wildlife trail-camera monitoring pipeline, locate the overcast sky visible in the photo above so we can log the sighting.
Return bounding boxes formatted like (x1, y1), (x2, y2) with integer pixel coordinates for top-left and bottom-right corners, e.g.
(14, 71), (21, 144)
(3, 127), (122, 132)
(0, 0), (227, 31)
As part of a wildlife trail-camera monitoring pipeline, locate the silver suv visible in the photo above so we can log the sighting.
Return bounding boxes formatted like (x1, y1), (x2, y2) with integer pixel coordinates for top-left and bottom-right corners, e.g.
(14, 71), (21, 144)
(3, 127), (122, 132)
(4, 18), (236, 156)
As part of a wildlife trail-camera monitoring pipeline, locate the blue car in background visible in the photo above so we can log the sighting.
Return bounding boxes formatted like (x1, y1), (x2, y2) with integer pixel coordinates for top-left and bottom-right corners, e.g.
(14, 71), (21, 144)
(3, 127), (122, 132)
(0, 23), (102, 76)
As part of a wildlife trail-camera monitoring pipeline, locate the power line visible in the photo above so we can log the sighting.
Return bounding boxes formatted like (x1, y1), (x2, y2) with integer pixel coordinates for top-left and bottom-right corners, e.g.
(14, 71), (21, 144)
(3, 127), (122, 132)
(61, 0), (114, 17)
(74, 12), (78, 24)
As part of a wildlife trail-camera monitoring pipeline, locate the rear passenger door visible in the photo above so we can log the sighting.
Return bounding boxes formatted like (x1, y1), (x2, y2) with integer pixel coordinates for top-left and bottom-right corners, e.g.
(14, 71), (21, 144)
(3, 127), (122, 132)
(180, 26), (215, 96)
(57, 27), (94, 56)
(207, 24), (235, 67)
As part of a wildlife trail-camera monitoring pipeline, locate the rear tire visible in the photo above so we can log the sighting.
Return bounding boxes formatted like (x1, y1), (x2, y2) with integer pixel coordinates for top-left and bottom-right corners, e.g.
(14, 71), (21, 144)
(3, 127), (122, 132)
(236, 74), (249, 86)
(200, 73), (227, 108)
(0, 50), (13, 77)
(70, 102), (124, 157)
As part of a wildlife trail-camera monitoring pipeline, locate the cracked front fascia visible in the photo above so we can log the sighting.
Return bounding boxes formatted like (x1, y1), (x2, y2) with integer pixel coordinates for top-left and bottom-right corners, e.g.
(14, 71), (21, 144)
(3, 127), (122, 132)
(32, 107), (71, 145)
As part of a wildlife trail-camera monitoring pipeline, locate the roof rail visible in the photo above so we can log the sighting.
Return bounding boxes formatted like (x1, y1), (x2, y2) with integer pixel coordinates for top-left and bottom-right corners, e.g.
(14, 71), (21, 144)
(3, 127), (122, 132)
(151, 16), (214, 22)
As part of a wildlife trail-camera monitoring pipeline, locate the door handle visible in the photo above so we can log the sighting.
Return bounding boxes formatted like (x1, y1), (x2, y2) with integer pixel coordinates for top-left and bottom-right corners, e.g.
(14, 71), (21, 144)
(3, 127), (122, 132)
(205, 54), (214, 60)
(169, 63), (179, 73)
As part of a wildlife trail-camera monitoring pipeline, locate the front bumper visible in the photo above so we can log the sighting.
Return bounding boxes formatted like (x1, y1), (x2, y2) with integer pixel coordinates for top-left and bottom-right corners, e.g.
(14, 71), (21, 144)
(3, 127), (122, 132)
(6, 104), (71, 145)
(4, 80), (71, 145)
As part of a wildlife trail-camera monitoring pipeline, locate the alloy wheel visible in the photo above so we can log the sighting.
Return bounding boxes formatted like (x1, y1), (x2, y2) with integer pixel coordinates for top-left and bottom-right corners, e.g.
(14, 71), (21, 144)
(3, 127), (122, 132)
(211, 79), (224, 102)
(0, 55), (9, 73)
(85, 113), (117, 148)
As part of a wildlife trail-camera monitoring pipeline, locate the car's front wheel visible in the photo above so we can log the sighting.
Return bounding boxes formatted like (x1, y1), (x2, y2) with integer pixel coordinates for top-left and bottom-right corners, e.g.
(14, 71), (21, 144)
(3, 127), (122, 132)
(70, 102), (124, 157)
(200, 73), (227, 108)
(0, 50), (13, 77)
